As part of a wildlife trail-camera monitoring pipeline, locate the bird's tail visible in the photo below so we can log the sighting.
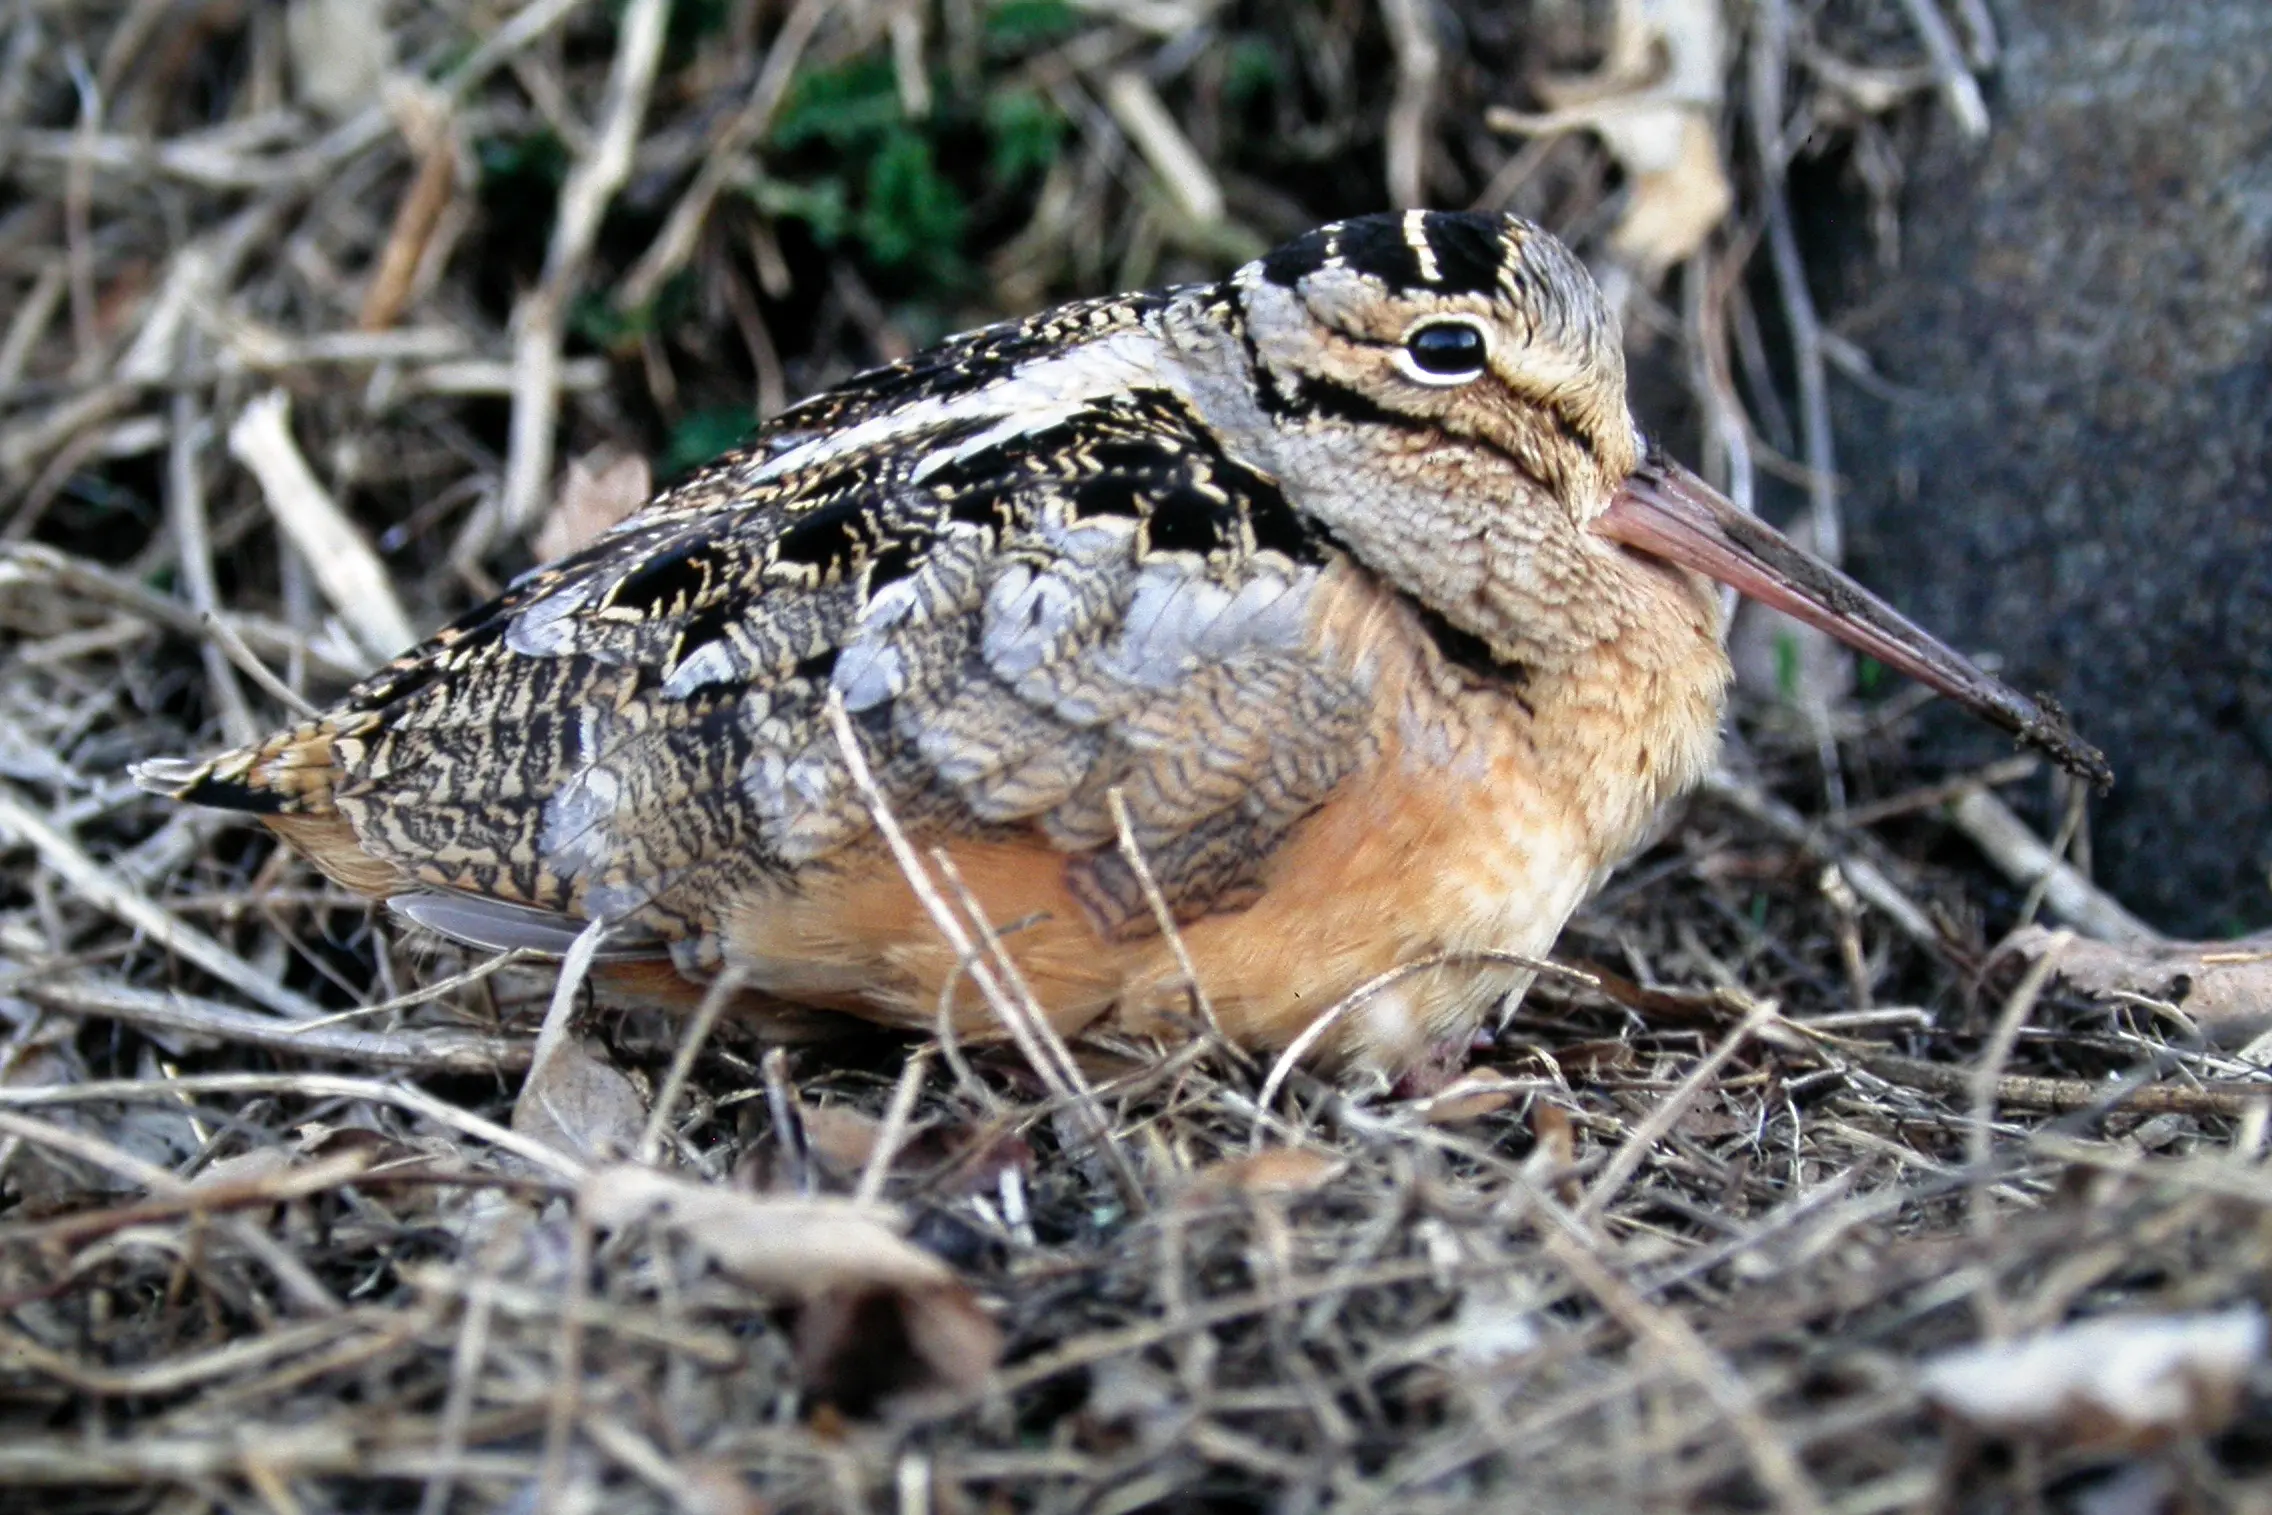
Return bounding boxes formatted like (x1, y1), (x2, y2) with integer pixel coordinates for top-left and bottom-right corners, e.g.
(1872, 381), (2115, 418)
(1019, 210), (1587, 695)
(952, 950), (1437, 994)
(132, 719), (351, 815)
(134, 720), (406, 897)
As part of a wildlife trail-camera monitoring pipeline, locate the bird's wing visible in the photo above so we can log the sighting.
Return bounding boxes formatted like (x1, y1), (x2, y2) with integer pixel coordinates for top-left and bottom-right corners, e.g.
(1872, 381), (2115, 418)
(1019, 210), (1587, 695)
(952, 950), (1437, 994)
(163, 383), (1379, 963)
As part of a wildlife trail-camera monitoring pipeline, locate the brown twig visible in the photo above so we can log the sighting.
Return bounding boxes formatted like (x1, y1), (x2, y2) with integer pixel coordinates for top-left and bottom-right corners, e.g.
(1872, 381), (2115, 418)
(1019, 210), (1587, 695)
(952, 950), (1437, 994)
(21, 977), (534, 1074)
(0, 780), (328, 1021)
(491, 0), (671, 552)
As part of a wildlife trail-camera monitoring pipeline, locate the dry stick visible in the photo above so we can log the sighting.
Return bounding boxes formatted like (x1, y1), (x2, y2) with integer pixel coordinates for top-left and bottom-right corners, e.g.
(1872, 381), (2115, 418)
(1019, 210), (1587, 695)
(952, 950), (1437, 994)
(0, 780), (327, 1021)
(1575, 995), (1784, 1222)
(228, 390), (415, 665)
(0, 542), (368, 682)
(582, 1415), (710, 1511)
(2012, 776), (2087, 933)
(1687, 244), (1757, 517)
(853, 1046), (934, 1207)
(24, 978), (533, 1074)
(199, 611), (320, 719)
(1895, 0), (1991, 139)
(359, 96), (459, 333)
(1100, 70), (1224, 226)
(930, 964), (1006, 1116)
(1252, 949), (1595, 1142)
(618, 0), (833, 309)
(4, 200), (278, 498)
(0, 1071), (587, 1184)
(282, 949), (535, 1034)
(635, 965), (748, 1167)
(0, 1435), (521, 1490)
(0, 1309), (394, 1405)
(1945, 787), (2159, 946)
(0, 1145), (376, 1248)
(1536, 1201), (1828, 1515)
(1697, 768), (1939, 948)
(928, 845), (1150, 1213)
(1852, 1051), (2267, 1121)
(495, 0), (670, 548)
(512, 916), (613, 1135)
(538, 1206), (597, 1512)
(1379, 0), (1441, 209)
(1749, 0), (1849, 814)
(0, 1107), (202, 1195)
(1747, 0), (1837, 568)
(1967, 929), (2071, 1237)
(61, 51), (97, 371)
(761, 1046), (810, 1194)
(1106, 787), (1232, 1054)
(821, 693), (1146, 1212)
(167, 388), (258, 746)
(0, 1110), (349, 1318)
(1836, 755), (2039, 827)
(0, 261), (67, 392)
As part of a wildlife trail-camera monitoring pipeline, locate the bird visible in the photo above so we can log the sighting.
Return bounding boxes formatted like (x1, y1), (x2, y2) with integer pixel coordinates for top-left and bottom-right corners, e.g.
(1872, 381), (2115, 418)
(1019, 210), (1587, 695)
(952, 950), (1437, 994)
(137, 210), (2108, 1077)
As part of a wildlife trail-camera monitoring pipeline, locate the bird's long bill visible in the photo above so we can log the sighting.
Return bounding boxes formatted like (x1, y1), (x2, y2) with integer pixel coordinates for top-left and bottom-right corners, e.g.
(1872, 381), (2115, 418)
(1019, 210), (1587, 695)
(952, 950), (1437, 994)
(1594, 452), (2112, 787)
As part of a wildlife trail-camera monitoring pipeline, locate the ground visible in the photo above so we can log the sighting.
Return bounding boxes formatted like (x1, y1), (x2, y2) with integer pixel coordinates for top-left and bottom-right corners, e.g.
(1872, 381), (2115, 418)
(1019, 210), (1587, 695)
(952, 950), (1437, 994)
(0, 3), (2267, 1512)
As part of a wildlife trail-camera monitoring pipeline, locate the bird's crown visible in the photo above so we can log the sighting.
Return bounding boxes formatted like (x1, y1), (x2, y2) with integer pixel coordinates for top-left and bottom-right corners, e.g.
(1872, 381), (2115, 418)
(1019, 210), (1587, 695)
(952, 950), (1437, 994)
(1227, 210), (1637, 509)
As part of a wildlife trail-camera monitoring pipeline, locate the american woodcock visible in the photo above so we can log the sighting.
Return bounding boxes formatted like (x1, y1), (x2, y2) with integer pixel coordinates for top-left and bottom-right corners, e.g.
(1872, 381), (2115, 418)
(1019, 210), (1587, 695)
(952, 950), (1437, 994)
(139, 211), (2108, 1074)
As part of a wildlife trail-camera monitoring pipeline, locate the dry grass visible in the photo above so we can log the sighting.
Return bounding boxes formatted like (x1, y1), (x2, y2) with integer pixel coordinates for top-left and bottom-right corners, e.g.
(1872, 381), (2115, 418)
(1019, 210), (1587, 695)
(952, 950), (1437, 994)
(3, 2), (2269, 1512)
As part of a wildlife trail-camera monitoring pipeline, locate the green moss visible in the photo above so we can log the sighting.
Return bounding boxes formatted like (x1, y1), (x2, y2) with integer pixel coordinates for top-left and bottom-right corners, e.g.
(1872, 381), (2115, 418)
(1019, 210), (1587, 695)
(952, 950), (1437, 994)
(1223, 36), (1285, 105)
(858, 130), (967, 269)
(663, 407), (758, 477)
(773, 57), (905, 151)
(982, 0), (1083, 50)
(476, 130), (568, 188)
(983, 87), (1064, 187)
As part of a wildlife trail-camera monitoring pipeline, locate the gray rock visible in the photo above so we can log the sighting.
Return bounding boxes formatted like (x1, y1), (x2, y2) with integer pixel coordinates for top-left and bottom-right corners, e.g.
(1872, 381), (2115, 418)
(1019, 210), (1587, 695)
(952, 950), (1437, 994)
(1829, 0), (2272, 934)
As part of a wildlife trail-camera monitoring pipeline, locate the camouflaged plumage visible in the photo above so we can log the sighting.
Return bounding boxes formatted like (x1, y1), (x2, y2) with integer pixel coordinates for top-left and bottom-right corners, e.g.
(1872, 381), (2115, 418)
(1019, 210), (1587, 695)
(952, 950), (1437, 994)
(141, 208), (2106, 1069)
(151, 264), (1441, 968)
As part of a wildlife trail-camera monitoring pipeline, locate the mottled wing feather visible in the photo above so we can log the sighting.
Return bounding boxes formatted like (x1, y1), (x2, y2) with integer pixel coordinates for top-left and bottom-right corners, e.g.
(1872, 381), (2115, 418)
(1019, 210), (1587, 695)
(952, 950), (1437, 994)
(206, 345), (1378, 964)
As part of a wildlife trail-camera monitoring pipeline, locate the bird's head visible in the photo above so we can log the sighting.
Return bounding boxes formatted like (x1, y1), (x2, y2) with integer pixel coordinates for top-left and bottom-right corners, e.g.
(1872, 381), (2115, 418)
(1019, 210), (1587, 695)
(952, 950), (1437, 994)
(1210, 209), (2109, 785)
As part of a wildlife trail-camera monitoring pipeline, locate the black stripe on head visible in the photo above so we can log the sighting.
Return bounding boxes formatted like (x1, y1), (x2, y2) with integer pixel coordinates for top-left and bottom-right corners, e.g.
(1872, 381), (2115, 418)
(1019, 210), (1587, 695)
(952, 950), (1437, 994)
(1419, 212), (1512, 297)
(1322, 215), (1428, 291)
(1260, 226), (1333, 287)
(1281, 374), (1427, 434)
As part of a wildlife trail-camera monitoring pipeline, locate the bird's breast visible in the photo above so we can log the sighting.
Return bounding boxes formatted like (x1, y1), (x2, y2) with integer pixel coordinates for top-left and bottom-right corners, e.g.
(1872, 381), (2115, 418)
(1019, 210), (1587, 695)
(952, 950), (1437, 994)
(1106, 562), (1730, 1069)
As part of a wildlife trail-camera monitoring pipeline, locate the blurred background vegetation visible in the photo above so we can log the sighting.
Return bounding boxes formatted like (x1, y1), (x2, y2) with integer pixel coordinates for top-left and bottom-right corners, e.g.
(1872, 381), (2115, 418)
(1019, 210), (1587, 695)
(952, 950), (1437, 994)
(0, 0), (1968, 612)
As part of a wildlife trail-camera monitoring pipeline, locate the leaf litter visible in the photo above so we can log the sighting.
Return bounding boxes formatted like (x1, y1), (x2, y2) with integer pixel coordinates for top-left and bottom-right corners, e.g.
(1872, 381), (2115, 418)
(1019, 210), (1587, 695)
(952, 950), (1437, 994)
(1, 2), (2268, 1511)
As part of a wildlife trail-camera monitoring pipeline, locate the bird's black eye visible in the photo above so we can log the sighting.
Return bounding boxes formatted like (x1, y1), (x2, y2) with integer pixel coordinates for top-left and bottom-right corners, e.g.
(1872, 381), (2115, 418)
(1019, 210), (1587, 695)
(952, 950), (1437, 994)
(1403, 321), (1489, 380)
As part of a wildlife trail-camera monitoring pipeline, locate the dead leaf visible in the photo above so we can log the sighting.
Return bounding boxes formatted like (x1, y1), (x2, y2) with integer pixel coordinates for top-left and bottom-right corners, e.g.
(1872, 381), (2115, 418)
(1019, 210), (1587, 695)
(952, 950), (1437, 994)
(582, 1165), (1002, 1410)
(1920, 1308), (2265, 1450)
(1403, 1071), (1532, 1124)
(190, 1147), (292, 1190)
(1996, 924), (2272, 1047)
(795, 1281), (1003, 1410)
(1498, 0), (1733, 277)
(581, 1164), (954, 1294)
(285, 0), (392, 118)
(801, 1103), (885, 1178)
(512, 1037), (646, 1161)
(1182, 1147), (1346, 1201)
(534, 448), (650, 561)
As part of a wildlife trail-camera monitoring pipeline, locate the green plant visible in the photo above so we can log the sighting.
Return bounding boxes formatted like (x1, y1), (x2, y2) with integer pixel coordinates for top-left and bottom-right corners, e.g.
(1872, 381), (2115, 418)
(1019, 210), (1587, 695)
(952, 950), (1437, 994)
(751, 19), (1068, 290)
